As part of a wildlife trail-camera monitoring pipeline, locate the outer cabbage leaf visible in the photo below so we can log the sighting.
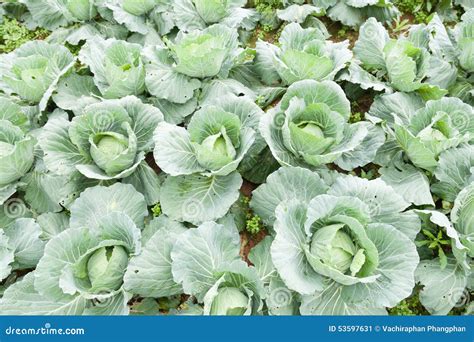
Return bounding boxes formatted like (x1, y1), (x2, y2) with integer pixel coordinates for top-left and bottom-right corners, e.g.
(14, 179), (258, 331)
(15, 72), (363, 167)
(69, 182), (148, 230)
(353, 17), (389, 71)
(250, 166), (329, 226)
(416, 258), (469, 315)
(20, 0), (97, 30)
(160, 172), (242, 225)
(367, 92), (424, 126)
(457, 9), (474, 73)
(451, 183), (474, 256)
(277, 4), (325, 23)
(328, 175), (420, 240)
(380, 159), (435, 206)
(300, 284), (387, 315)
(52, 74), (101, 115)
(0, 273), (88, 315)
(171, 221), (241, 301)
(124, 216), (187, 297)
(98, 0), (160, 34)
(432, 145), (474, 202)
(143, 46), (201, 104)
(325, 0), (399, 27)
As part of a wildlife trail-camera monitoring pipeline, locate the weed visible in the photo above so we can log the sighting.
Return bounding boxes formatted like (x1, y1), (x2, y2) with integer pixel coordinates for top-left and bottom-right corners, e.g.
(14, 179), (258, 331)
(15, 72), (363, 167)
(0, 17), (49, 53)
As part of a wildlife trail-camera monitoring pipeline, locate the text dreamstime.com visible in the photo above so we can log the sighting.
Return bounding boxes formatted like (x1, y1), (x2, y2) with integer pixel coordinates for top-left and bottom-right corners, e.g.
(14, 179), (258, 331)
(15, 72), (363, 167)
(4, 323), (85, 336)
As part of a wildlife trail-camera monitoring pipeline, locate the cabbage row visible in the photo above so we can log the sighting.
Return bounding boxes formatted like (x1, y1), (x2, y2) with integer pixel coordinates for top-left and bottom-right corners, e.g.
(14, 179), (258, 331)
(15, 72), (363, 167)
(0, 0), (473, 316)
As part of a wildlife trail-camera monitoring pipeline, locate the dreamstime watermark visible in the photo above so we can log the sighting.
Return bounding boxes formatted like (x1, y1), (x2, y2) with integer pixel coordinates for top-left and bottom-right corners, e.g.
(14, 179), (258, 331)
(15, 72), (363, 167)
(5, 322), (85, 336)
(271, 111), (286, 130)
(451, 110), (471, 131)
(268, 98), (305, 131)
(181, 198), (204, 222)
(3, 198), (27, 219)
(268, 287), (293, 308)
(360, 24), (378, 40)
(93, 110), (115, 130)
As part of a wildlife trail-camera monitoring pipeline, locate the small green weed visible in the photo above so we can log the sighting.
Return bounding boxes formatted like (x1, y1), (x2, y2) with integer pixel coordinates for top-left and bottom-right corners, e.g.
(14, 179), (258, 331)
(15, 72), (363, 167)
(0, 17), (49, 53)
(151, 203), (162, 217)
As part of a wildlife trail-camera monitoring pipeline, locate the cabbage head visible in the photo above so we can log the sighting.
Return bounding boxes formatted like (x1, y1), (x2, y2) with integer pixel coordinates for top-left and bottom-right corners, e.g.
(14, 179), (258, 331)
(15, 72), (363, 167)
(124, 218), (264, 315)
(394, 97), (474, 172)
(143, 24), (240, 104)
(348, 18), (448, 100)
(260, 80), (384, 171)
(79, 38), (146, 99)
(205, 265), (262, 316)
(170, 221), (264, 315)
(0, 183), (147, 315)
(0, 41), (74, 111)
(250, 167), (421, 314)
(40, 96), (163, 186)
(153, 96), (262, 224)
(0, 98), (35, 204)
(154, 96), (261, 177)
(209, 287), (248, 315)
(255, 23), (352, 86)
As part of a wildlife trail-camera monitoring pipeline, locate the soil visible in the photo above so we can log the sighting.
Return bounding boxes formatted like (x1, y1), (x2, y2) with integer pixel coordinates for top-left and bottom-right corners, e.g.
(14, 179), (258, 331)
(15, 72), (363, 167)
(146, 152), (161, 174)
(240, 230), (268, 264)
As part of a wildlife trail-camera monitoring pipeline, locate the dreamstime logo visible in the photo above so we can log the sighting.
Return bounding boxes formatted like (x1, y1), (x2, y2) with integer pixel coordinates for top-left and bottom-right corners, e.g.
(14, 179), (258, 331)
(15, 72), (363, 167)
(93, 110), (115, 130)
(181, 198), (204, 221)
(449, 288), (471, 308)
(5, 322), (85, 336)
(268, 287), (292, 308)
(3, 198), (27, 219)
(451, 110), (471, 131)
(361, 23), (378, 40)
(271, 111), (286, 130)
